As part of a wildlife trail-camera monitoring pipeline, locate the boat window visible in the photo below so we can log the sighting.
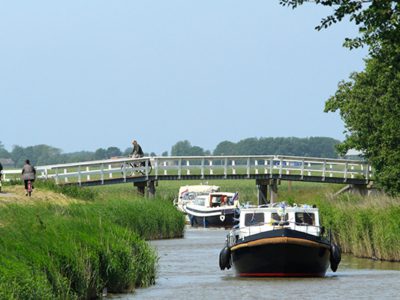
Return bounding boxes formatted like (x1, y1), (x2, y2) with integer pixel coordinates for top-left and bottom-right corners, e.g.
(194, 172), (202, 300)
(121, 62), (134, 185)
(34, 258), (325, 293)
(295, 212), (315, 225)
(193, 197), (205, 206)
(182, 192), (196, 200)
(271, 213), (288, 222)
(210, 196), (221, 207)
(244, 213), (264, 226)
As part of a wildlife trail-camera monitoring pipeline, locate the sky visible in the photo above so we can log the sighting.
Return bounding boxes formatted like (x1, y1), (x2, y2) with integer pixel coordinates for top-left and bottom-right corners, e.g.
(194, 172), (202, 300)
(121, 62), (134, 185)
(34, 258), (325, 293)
(0, 1), (367, 155)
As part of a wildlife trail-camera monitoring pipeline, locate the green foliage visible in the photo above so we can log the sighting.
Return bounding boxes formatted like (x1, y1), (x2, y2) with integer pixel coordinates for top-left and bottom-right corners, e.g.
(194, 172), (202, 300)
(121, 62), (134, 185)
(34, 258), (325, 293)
(280, 0), (400, 53)
(0, 195), (184, 299)
(325, 45), (400, 195)
(312, 194), (400, 261)
(280, 0), (400, 195)
(36, 180), (98, 201)
(170, 140), (209, 156)
(68, 198), (185, 240)
(213, 137), (340, 158)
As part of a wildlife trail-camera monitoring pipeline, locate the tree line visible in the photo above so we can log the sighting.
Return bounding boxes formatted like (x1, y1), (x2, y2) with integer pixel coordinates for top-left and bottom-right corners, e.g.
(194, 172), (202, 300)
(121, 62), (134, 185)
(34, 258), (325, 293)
(0, 136), (340, 168)
(170, 137), (340, 158)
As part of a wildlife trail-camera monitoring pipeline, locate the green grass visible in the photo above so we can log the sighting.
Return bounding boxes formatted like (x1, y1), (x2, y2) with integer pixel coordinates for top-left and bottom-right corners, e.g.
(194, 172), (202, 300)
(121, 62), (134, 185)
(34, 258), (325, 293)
(3, 176), (399, 299)
(313, 194), (400, 261)
(0, 191), (185, 298)
(36, 180), (98, 201)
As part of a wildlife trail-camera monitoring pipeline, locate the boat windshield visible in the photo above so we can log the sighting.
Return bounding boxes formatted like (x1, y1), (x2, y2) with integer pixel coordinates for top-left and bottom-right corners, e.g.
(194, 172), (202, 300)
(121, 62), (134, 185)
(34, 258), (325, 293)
(245, 213), (265, 226)
(295, 212), (315, 225)
(182, 192), (197, 201)
(193, 197), (206, 206)
(271, 212), (289, 225)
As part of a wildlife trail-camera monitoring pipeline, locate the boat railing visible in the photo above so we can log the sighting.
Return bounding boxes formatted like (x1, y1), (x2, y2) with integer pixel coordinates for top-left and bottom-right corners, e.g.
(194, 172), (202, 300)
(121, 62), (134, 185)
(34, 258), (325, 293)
(236, 220), (326, 238)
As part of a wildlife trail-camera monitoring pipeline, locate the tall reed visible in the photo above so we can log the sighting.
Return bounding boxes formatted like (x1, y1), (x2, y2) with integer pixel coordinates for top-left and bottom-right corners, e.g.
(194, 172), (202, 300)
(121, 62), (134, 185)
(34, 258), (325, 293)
(0, 195), (184, 299)
(313, 194), (400, 261)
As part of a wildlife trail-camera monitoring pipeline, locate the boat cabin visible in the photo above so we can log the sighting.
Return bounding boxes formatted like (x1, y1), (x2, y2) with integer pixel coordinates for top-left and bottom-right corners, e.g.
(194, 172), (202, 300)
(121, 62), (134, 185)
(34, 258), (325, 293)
(175, 185), (220, 209)
(236, 204), (322, 239)
(191, 192), (238, 208)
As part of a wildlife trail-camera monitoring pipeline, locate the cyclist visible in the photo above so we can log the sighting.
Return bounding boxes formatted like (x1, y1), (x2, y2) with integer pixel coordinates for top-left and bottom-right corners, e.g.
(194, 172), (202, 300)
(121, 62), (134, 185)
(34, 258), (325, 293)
(130, 139), (144, 158)
(129, 139), (151, 174)
(21, 159), (36, 196)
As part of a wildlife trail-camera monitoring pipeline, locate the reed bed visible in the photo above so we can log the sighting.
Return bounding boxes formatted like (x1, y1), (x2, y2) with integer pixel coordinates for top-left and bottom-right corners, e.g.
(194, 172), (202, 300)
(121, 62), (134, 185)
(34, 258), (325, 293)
(314, 194), (400, 261)
(0, 194), (185, 299)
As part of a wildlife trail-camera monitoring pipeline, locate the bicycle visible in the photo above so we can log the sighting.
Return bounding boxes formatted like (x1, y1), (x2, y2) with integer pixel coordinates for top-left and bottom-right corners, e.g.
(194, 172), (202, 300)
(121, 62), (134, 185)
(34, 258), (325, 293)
(27, 180), (33, 197)
(120, 157), (152, 177)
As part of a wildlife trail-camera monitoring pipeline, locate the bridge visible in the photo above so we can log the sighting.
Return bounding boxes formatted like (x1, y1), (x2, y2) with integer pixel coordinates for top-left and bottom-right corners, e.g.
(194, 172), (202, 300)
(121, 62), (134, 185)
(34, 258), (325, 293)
(3, 155), (372, 203)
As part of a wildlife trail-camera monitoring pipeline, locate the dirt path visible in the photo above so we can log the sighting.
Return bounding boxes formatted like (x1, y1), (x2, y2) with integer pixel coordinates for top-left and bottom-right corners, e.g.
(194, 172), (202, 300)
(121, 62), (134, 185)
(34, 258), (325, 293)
(0, 185), (79, 205)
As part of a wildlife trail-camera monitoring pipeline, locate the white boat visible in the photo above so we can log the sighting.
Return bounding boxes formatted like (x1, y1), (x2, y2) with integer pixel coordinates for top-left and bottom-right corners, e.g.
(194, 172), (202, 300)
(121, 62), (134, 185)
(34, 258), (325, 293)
(174, 184), (220, 213)
(183, 192), (240, 228)
(219, 202), (341, 277)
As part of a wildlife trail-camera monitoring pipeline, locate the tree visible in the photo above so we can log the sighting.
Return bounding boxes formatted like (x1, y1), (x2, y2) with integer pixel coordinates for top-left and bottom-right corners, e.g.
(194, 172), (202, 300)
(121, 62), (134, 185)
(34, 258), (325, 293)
(0, 142), (11, 158)
(11, 146), (26, 167)
(281, 0), (400, 194)
(170, 140), (207, 156)
(325, 46), (400, 195)
(94, 148), (107, 160)
(213, 141), (237, 155)
(106, 147), (122, 158)
(280, 0), (400, 53)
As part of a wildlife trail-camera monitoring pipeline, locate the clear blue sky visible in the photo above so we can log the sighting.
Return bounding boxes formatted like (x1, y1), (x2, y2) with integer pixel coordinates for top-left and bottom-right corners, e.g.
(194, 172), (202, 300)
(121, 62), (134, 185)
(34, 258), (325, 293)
(0, 1), (367, 155)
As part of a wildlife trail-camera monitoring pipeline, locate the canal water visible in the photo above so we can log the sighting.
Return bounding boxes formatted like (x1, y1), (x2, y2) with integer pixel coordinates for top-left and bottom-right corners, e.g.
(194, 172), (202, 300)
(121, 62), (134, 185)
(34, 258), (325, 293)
(114, 226), (400, 300)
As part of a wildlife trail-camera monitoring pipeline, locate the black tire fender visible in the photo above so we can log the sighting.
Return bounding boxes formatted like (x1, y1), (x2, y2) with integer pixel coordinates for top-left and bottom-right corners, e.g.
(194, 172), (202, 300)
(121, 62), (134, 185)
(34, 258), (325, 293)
(219, 246), (231, 270)
(330, 243), (342, 272)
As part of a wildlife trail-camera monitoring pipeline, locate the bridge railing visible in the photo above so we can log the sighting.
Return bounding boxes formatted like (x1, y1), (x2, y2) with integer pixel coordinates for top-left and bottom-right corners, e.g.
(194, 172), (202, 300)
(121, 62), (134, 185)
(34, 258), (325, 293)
(152, 155), (371, 182)
(1, 155), (372, 185)
(1, 157), (153, 184)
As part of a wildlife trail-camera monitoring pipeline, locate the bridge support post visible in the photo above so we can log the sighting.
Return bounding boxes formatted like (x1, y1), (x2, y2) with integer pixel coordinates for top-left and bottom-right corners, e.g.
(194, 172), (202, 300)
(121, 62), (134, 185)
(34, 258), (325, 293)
(133, 182), (146, 196)
(147, 180), (156, 198)
(270, 179), (279, 204)
(256, 179), (279, 205)
(256, 179), (269, 205)
(133, 180), (157, 198)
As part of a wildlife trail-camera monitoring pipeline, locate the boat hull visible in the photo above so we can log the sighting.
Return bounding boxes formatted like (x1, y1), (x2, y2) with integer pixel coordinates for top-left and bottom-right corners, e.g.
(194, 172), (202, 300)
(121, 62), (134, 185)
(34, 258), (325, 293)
(185, 207), (236, 228)
(189, 213), (235, 228)
(231, 229), (331, 277)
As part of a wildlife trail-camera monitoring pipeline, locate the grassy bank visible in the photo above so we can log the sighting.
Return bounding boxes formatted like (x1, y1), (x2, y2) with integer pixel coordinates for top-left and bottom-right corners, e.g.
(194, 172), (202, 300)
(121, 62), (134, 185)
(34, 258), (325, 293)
(0, 183), (185, 299)
(313, 194), (400, 261)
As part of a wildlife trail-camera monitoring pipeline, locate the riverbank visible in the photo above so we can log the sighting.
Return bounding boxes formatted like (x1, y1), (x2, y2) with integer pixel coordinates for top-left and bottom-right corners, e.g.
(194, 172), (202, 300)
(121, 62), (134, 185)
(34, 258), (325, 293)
(0, 183), (185, 299)
(314, 194), (400, 261)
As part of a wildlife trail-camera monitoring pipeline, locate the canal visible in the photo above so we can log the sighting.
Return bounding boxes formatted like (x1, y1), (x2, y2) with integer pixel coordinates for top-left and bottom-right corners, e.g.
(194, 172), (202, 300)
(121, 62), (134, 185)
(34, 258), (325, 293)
(114, 226), (400, 299)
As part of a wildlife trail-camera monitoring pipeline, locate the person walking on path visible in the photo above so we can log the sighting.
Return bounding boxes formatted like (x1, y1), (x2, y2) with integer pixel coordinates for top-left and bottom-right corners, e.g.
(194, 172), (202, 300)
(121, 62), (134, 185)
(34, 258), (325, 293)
(21, 159), (36, 196)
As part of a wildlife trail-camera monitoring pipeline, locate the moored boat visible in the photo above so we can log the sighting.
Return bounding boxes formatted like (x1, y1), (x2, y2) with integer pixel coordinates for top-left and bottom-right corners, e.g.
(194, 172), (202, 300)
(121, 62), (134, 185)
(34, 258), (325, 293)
(173, 184), (220, 213)
(184, 192), (240, 228)
(219, 202), (341, 277)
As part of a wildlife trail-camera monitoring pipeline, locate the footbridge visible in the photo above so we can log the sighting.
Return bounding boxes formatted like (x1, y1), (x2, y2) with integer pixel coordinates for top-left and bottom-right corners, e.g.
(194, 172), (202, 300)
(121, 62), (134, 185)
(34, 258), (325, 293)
(3, 155), (372, 202)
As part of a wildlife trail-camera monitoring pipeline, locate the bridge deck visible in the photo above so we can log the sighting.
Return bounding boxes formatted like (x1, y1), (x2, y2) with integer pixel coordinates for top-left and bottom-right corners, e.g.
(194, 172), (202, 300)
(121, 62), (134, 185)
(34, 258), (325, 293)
(2, 155), (372, 187)
(76, 173), (369, 187)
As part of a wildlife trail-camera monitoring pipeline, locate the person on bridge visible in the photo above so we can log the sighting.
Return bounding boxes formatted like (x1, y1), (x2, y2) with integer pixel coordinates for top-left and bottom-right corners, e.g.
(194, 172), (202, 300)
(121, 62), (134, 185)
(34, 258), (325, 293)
(21, 159), (36, 196)
(130, 140), (144, 158)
